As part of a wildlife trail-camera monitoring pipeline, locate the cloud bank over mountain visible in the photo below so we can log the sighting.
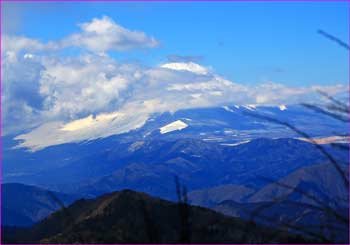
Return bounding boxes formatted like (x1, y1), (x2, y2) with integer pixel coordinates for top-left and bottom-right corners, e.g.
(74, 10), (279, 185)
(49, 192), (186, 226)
(2, 16), (347, 150)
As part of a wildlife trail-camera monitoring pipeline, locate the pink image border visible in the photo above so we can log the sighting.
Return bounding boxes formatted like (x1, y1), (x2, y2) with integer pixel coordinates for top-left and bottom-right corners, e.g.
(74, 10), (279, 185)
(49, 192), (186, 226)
(0, 0), (348, 244)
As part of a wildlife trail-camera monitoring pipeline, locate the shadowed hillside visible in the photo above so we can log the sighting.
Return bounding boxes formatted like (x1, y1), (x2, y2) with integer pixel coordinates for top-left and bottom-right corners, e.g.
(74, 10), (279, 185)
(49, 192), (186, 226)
(2, 189), (314, 244)
(2, 183), (78, 227)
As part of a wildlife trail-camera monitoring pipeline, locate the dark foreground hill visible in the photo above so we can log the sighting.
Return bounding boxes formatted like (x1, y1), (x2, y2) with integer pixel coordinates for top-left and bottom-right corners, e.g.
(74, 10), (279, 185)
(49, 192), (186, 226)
(2, 189), (314, 244)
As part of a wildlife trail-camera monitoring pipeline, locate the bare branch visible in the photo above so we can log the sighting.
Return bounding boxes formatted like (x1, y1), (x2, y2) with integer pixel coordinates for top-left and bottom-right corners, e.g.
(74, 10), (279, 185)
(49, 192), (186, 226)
(317, 29), (350, 50)
(301, 103), (348, 122)
(317, 90), (349, 110)
(244, 111), (349, 188)
(257, 177), (348, 224)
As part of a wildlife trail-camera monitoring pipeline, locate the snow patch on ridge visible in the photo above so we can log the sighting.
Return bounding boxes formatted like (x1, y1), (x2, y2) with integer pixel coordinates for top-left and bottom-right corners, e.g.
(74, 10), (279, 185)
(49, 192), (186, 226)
(160, 120), (188, 134)
(243, 105), (257, 111)
(222, 106), (234, 113)
(279, 105), (287, 111)
(221, 140), (251, 146)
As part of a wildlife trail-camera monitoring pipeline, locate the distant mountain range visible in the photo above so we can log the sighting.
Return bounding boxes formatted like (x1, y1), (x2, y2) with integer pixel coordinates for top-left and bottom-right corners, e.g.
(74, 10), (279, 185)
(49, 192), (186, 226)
(2, 189), (313, 244)
(189, 162), (348, 207)
(2, 183), (78, 227)
(214, 198), (348, 244)
(2, 104), (348, 243)
(74, 137), (343, 199)
(4, 137), (344, 201)
(3, 105), (345, 182)
(211, 163), (349, 243)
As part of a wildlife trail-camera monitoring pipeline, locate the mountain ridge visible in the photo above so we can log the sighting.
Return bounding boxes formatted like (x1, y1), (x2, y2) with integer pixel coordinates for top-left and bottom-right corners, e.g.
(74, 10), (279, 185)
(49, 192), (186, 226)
(2, 189), (314, 244)
(2, 183), (79, 227)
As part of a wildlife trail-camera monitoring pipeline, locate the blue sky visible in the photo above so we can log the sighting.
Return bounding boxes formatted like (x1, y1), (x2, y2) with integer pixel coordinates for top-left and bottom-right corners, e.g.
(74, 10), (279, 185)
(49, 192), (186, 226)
(2, 2), (349, 147)
(4, 1), (349, 86)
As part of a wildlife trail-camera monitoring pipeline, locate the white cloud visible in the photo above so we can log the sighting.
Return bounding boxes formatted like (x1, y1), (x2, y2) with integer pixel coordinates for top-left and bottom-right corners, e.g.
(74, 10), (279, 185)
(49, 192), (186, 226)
(12, 59), (347, 151)
(2, 16), (159, 55)
(2, 51), (45, 134)
(2, 35), (59, 54)
(38, 54), (139, 119)
(161, 62), (209, 75)
(63, 16), (159, 52)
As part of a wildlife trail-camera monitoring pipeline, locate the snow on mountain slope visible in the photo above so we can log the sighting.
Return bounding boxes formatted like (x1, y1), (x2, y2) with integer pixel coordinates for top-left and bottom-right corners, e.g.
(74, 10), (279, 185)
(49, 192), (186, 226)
(11, 105), (347, 152)
(160, 120), (188, 134)
(242, 105), (257, 111)
(221, 140), (251, 147)
(14, 111), (148, 152)
(222, 106), (235, 113)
